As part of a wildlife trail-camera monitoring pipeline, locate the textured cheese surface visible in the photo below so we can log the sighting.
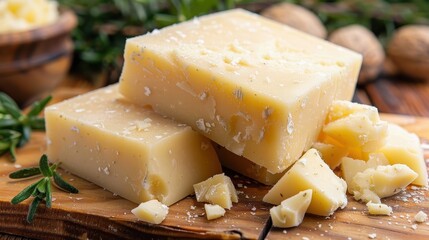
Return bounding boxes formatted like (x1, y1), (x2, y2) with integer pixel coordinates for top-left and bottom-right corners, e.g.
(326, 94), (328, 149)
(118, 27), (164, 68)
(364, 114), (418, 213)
(378, 123), (428, 186)
(263, 149), (347, 216)
(193, 173), (238, 209)
(204, 204), (226, 220)
(119, 9), (362, 173)
(366, 202), (392, 216)
(45, 85), (222, 206)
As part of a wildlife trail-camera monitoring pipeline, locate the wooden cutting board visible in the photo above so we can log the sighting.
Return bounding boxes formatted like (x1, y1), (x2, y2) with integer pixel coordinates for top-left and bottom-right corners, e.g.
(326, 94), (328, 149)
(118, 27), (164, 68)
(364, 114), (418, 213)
(0, 114), (428, 240)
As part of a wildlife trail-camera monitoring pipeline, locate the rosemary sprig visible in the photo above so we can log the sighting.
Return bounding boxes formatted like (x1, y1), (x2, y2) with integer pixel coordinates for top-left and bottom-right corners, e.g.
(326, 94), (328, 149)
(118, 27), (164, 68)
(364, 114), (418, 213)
(0, 93), (51, 161)
(10, 155), (79, 223)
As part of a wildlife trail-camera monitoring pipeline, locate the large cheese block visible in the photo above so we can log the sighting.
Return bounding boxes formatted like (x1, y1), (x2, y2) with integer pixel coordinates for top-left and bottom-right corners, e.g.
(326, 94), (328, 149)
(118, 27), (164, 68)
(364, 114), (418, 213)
(45, 85), (222, 206)
(119, 9), (362, 174)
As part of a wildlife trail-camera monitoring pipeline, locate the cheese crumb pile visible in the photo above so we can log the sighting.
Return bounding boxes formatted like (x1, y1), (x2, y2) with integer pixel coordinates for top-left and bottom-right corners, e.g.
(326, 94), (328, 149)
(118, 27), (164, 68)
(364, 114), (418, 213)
(0, 0), (59, 33)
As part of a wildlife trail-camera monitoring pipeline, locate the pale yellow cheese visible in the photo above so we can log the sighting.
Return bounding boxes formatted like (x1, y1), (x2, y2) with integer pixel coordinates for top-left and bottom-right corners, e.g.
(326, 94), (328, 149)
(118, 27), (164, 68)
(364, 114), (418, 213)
(378, 123), (428, 186)
(414, 211), (428, 223)
(366, 202), (392, 216)
(119, 9), (362, 174)
(270, 189), (312, 228)
(313, 142), (348, 169)
(323, 101), (388, 153)
(341, 153), (389, 191)
(131, 200), (169, 224)
(350, 164), (418, 203)
(215, 144), (283, 185)
(204, 204), (226, 220)
(263, 149), (347, 216)
(45, 85), (222, 206)
(193, 173), (238, 209)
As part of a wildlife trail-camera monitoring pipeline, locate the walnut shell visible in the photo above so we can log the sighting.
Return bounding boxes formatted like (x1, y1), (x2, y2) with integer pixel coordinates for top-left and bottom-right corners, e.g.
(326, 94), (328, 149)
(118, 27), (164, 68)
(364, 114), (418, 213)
(261, 3), (327, 39)
(329, 25), (385, 85)
(387, 25), (429, 82)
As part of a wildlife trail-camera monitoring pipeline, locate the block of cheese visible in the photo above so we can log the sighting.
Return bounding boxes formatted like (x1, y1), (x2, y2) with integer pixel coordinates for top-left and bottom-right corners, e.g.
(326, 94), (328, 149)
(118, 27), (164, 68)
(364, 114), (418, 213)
(193, 173), (238, 209)
(45, 85), (222, 206)
(119, 9), (362, 174)
(270, 189), (312, 228)
(378, 123), (428, 186)
(350, 164), (418, 203)
(131, 200), (169, 224)
(204, 204), (226, 220)
(263, 149), (348, 216)
(214, 144), (283, 185)
(366, 202), (392, 216)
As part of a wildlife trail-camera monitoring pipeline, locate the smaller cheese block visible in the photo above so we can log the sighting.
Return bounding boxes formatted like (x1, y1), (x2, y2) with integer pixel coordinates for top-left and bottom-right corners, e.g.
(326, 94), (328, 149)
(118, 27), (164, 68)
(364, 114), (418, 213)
(204, 204), (226, 220)
(193, 173), (238, 209)
(341, 153), (389, 192)
(263, 149), (347, 216)
(378, 123), (428, 186)
(366, 202), (392, 216)
(350, 164), (418, 203)
(119, 9), (362, 174)
(270, 189), (312, 228)
(215, 144), (283, 185)
(323, 101), (388, 153)
(313, 142), (348, 169)
(131, 200), (169, 224)
(45, 85), (222, 206)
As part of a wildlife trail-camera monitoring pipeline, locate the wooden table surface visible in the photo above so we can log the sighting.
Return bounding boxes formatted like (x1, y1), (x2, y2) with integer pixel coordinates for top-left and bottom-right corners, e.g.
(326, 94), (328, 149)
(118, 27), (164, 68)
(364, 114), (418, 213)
(1, 74), (428, 240)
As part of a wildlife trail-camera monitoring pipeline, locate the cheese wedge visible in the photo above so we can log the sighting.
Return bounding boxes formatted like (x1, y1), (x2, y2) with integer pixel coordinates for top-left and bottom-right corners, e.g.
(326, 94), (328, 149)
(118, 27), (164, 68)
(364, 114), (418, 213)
(270, 189), (312, 228)
(193, 173), (238, 209)
(131, 200), (169, 224)
(45, 85), (222, 206)
(263, 149), (347, 216)
(312, 142), (348, 169)
(119, 9), (362, 174)
(378, 123), (428, 186)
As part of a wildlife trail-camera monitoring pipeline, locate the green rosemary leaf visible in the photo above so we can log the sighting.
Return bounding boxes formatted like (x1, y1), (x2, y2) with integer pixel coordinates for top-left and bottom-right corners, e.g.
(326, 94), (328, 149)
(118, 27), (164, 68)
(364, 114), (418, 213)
(45, 181), (52, 208)
(26, 197), (42, 223)
(0, 117), (18, 128)
(53, 171), (79, 194)
(27, 96), (52, 117)
(1, 101), (22, 120)
(0, 92), (19, 110)
(39, 155), (53, 177)
(10, 178), (43, 204)
(9, 167), (41, 179)
(9, 143), (16, 162)
(28, 118), (45, 130)
(36, 178), (48, 194)
(0, 141), (10, 151)
(18, 125), (32, 147)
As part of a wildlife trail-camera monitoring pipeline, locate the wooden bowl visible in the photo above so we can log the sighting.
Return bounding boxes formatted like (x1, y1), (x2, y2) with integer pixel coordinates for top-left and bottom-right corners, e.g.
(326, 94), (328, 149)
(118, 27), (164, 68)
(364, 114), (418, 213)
(0, 10), (77, 107)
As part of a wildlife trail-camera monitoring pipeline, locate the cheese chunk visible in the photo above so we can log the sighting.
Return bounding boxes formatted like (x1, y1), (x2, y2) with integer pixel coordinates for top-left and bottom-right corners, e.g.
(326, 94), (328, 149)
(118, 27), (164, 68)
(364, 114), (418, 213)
(350, 164), (418, 203)
(119, 9), (362, 174)
(131, 200), (169, 224)
(313, 142), (348, 169)
(193, 173), (238, 209)
(215, 144), (283, 185)
(323, 101), (388, 153)
(204, 204), (226, 220)
(366, 202), (392, 216)
(378, 123), (428, 186)
(414, 211), (428, 223)
(341, 153), (389, 191)
(263, 149), (348, 216)
(270, 189), (312, 228)
(45, 85), (222, 206)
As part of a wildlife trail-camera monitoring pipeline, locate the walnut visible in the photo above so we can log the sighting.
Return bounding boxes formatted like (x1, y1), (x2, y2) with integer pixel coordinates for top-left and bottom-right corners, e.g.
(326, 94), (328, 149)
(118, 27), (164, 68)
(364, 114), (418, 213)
(328, 25), (385, 85)
(387, 25), (429, 82)
(261, 3), (327, 39)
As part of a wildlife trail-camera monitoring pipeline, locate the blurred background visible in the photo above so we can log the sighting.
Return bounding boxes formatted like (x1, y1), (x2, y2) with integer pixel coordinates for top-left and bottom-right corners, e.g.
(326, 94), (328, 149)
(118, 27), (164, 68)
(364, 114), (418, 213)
(1, 0), (429, 114)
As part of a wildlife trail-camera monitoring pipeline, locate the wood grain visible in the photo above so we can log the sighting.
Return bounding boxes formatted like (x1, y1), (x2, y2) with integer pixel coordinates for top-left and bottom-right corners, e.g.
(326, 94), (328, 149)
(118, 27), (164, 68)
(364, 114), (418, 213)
(0, 114), (428, 240)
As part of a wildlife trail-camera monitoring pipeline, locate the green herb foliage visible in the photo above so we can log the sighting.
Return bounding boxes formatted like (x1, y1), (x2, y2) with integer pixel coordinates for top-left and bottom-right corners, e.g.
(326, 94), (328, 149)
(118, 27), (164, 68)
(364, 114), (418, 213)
(10, 155), (79, 223)
(0, 93), (51, 161)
